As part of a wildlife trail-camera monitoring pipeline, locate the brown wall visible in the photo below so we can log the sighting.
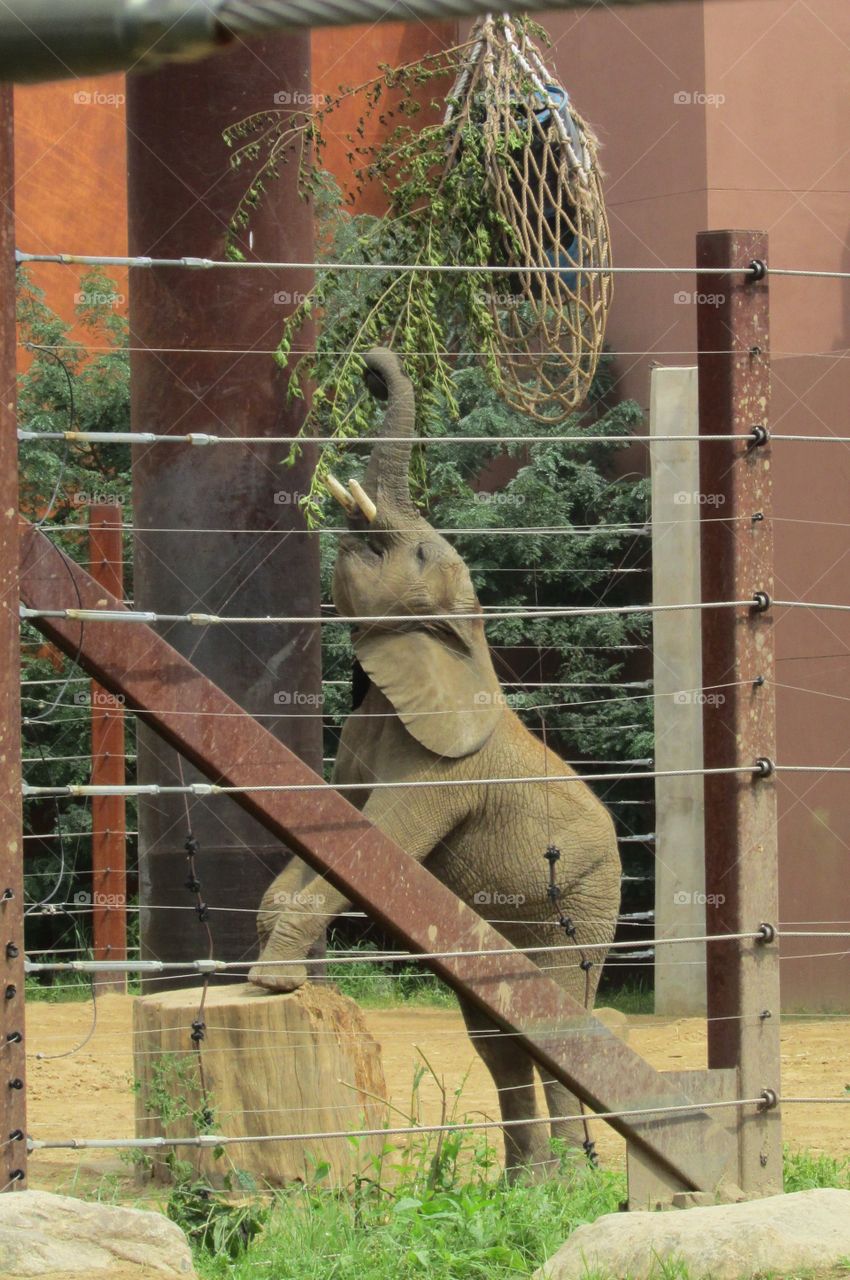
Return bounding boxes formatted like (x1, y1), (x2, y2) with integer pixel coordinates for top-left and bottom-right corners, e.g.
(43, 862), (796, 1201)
(538, 0), (850, 1008)
(14, 75), (128, 339)
(13, 6), (850, 1008)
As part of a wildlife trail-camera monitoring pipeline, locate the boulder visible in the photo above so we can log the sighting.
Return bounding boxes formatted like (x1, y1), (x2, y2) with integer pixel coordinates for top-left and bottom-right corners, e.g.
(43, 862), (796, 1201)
(534, 1188), (850, 1280)
(0, 1189), (196, 1277)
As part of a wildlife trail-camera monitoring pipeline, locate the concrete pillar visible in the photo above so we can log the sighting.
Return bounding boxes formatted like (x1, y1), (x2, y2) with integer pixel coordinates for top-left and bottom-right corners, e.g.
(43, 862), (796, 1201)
(650, 366), (707, 1015)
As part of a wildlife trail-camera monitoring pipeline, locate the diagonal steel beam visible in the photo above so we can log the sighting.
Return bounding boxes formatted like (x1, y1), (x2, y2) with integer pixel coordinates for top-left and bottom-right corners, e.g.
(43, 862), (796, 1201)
(19, 519), (734, 1194)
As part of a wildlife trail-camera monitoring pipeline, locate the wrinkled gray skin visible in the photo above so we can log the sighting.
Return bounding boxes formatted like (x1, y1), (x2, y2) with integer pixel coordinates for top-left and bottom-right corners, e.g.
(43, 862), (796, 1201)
(249, 348), (620, 1178)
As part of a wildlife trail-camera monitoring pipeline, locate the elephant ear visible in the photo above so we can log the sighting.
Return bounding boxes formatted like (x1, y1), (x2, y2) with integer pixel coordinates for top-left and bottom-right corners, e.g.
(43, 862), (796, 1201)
(353, 621), (503, 758)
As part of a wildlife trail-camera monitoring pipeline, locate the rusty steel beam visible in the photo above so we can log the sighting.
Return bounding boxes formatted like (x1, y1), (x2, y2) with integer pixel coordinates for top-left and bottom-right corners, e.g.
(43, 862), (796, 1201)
(19, 520), (737, 1195)
(0, 84), (26, 1192)
(697, 230), (782, 1196)
(88, 505), (127, 993)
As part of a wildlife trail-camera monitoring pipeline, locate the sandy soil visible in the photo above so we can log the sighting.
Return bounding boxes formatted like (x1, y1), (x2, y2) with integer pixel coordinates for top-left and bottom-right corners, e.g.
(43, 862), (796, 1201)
(23, 993), (850, 1203)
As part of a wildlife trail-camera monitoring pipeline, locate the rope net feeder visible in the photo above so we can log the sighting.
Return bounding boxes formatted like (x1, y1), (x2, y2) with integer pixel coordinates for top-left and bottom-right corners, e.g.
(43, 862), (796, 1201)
(445, 15), (612, 421)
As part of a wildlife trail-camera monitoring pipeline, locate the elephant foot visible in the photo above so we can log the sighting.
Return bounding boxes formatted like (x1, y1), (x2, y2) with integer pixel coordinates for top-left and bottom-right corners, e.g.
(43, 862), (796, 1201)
(248, 960), (308, 992)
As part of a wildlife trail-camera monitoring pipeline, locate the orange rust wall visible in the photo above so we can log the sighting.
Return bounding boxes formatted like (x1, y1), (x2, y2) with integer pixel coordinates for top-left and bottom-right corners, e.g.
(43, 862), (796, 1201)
(14, 75), (128, 342)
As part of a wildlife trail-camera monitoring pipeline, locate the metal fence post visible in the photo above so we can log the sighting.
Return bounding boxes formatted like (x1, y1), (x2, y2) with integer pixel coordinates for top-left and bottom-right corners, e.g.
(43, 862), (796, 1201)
(697, 229), (782, 1196)
(89, 504), (127, 992)
(0, 82), (27, 1192)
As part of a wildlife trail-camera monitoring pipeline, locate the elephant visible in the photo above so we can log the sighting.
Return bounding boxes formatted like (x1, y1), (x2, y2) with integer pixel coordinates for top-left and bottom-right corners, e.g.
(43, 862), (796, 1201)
(249, 347), (621, 1178)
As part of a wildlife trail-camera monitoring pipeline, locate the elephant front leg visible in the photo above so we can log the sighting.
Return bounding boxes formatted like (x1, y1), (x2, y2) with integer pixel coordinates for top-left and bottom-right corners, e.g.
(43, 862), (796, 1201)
(249, 781), (464, 992)
(249, 871), (350, 992)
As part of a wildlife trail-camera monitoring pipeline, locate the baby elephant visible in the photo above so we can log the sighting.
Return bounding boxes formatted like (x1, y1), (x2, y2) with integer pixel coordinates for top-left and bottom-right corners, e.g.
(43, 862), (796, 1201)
(250, 347), (620, 1177)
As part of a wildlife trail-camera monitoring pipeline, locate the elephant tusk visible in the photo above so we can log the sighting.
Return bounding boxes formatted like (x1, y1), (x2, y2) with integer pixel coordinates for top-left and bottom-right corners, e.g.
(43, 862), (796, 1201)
(348, 478), (378, 524)
(325, 473), (356, 514)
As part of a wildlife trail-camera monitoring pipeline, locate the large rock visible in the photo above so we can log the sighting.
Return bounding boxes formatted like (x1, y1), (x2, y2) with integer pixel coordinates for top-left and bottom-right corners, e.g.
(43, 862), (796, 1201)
(0, 1190), (196, 1277)
(534, 1188), (850, 1280)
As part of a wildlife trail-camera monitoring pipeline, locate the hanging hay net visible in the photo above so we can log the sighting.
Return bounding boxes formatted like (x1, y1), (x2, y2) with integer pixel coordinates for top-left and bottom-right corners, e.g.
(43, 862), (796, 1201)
(445, 15), (612, 422)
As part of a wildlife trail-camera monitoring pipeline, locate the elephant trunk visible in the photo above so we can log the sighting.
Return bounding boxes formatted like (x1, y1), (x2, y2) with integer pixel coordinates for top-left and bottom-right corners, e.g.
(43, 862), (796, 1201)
(361, 348), (417, 518)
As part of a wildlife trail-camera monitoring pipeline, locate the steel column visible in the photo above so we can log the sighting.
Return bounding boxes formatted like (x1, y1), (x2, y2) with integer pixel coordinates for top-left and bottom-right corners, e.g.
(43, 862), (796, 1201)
(126, 37), (322, 983)
(697, 230), (782, 1196)
(88, 505), (127, 992)
(20, 521), (739, 1197)
(0, 84), (26, 1192)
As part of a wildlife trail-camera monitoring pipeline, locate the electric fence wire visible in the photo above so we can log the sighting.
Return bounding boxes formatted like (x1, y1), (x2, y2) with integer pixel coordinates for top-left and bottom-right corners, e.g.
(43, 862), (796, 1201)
(17, 249), (850, 280)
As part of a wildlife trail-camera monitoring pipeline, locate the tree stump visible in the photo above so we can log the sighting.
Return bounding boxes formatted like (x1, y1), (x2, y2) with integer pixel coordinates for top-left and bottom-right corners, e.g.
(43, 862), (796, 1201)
(133, 983), (387, 1188)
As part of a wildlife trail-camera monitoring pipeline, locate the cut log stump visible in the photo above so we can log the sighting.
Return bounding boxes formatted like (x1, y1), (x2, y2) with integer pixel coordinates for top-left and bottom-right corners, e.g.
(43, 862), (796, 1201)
(133, 983), (387, 1187)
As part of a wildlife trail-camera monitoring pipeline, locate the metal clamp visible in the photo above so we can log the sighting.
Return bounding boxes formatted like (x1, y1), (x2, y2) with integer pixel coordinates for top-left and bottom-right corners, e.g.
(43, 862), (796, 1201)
(754, 757), (775, 778)
(752, 591), (772, 612)
(757, 1087), (778, 1110)
(748, 425), (770, 448)
(748, 259), (768, 281)
(756, 922), (777, 944)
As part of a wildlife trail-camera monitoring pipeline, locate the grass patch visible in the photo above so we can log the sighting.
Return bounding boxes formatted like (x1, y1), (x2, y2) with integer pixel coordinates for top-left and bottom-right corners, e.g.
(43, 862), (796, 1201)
(326, 943), (457, 1008)
(784, 1146), (850, 1191)
(194, 1151), (625, 1280)
(185, 1145), (850, 1279)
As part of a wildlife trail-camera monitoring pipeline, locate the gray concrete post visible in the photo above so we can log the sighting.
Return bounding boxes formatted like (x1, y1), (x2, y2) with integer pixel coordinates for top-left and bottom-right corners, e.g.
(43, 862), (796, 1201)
(650, 366), (707, 1015)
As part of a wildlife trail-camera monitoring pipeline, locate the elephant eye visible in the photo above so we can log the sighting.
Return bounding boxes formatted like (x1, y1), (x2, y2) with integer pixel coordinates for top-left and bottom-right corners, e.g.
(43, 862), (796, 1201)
(416, 543), (428, 565)
(367, 535), (384, 557)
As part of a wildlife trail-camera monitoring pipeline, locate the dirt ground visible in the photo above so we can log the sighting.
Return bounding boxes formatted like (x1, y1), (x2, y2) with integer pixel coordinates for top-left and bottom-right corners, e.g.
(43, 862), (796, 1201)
(23, 993), (850, 1202)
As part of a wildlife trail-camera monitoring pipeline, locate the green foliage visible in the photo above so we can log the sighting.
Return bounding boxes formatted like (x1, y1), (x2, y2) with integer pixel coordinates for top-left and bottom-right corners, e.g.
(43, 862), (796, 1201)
(784, 1146), (850, 1192)
(164, 1156), (268, 1261)
(326, 940), (456, 1008)
(140, 1055), (267, 1259)
(16, 269), (136, 962)
(224, 33), (594, 518)
(17, 267), (131, 518)
(195, 1148), (624, 1279)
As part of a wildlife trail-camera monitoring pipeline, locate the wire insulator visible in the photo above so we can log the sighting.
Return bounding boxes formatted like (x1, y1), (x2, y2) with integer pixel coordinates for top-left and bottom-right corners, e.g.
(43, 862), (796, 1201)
(190, 1019), (206, 1044)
